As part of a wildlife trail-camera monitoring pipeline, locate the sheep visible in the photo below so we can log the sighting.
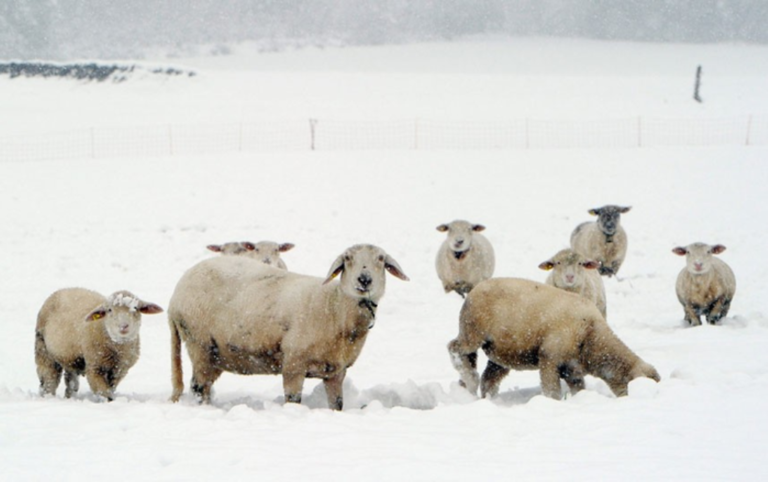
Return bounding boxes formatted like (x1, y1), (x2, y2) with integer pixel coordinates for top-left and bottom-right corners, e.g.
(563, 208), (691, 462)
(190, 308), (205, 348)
(447, 278), (659, 400)
(570, 205), (631, 277)
(206, 240), (295, 269)
(435, 220), (495, 297)
(539, 248), (607, 319)
(672, 243), (736, 326)
(168, 244), (408, 409)
(35, 288), (163, 400)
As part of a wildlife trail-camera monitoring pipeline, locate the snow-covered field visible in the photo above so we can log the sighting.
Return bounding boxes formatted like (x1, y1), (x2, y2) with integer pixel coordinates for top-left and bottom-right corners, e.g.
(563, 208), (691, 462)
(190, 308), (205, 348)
(1, 38), (767, 480)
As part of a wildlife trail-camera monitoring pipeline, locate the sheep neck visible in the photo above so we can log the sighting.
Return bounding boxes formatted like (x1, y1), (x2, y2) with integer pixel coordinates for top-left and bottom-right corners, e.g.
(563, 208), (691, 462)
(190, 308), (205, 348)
(358, 299), (378, 327)
(453, 248), (469, 260)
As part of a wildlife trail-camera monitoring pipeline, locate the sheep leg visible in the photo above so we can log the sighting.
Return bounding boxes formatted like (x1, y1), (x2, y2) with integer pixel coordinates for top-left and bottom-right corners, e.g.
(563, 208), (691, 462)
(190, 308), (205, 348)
(35, 333), (61, 396)
(190, 366), (223, 404)
(706, 297), (731, 325)
(323, 371), (346, 411)
(36, 359), (62, 397)
(64, 371), (80, 398)
(447, 339), (480, 395)
(538, 356), (563, 400)
(282, 370), (306, 405)
(683, 303), (702, 326)
(559, 361), (586, 395)
(480, 360), (510, 398)
(85, 367), (116, 401)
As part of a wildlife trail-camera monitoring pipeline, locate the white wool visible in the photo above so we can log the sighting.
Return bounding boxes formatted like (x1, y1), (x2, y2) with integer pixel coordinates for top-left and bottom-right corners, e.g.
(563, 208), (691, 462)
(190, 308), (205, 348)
(109, 292), (140, 312)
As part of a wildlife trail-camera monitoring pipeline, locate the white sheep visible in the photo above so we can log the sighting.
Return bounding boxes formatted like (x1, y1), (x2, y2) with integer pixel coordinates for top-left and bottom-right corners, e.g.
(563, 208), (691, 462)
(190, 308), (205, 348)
(168, 244), (408, 409)
(570, 205), (631, 277)
(539, 248), (607, 319)
(206, 240), (295, 269)
(448, 278), (659, 399)
(35, 288), (163, 400)
(672, 242), (736, 326)
(435, 220), (495, 297)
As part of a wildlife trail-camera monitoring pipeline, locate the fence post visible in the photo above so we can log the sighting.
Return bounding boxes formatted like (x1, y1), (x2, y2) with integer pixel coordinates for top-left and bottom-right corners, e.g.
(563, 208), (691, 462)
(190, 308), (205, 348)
(309, 118), (318, 151)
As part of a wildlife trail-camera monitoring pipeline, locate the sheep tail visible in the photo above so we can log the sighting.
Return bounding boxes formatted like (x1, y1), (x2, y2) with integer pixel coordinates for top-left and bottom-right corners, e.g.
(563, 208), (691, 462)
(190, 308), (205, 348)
(169, 318), (184, 402)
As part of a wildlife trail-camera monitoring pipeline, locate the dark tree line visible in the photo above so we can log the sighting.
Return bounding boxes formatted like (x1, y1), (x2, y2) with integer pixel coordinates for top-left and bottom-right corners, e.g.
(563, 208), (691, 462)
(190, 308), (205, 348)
(2, 0), (767, 60)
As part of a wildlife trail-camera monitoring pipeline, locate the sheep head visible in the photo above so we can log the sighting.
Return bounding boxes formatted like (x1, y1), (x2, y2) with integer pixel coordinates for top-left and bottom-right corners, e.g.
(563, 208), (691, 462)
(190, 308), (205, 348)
(323, 244), (409, 302)
(588, 205), (631, 237)
(85, 291), (163, 344)
(437, 220), (486, 256)
(672, 242), (726, 275)
(538, 249), (599, 289)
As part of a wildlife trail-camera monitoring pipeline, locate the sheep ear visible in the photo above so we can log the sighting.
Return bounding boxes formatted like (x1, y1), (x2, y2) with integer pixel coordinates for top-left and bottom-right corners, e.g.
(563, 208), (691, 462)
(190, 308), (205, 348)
(710, 244), (726, 255)
(472, 224), (486, 232)
(384, 255), (409, 281)
(588, 208), (600, 216)
(323, 254), (345, 285)
(672, 247), (688, 256)
(582, 260), (600, 270)
(619, 206), (632, 213)
(279, 243), (295, 252)
(207, 245), (223, 253)
(139, 303), (164, 315)
(436, 224), (449, 232)
(538, 261), (555, 271)
(243, 242), (256, 251)
(86, 308), (107, 322)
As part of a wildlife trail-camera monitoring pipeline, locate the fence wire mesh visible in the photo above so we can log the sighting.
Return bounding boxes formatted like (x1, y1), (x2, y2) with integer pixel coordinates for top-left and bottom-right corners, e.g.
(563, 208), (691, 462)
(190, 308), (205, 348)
(1, 116), (765, 162)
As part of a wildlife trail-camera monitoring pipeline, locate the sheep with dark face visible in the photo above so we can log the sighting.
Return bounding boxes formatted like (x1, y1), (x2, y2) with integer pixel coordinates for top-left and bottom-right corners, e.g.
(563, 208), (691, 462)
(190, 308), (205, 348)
(35, 288), (163, 400)
(539, 248), (607, 319)
(435, 220), (495, 297)
(169, 244), (408, 409)
(570, 205), (631, 277)
(448, 278), (659, 400)
(206, 240), (294, 269)
(672, 243), (736, 326)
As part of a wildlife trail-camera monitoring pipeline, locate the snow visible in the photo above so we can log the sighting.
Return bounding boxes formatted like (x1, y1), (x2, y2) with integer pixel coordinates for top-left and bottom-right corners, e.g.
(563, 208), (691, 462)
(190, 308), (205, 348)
(1, 38), (768, 480)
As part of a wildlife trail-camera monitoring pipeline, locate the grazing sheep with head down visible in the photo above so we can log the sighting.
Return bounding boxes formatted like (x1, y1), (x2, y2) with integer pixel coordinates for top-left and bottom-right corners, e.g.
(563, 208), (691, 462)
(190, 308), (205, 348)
(435, 220), (495, 297)
(35, 288), (163, 400)
(672, 242), (736, 326)
(207, 240), (295, 269)
(539, 248), (607, 319)
(169, 244), (408, 409)
(447, 278), (659, 400)
(570, 205), (631, 277)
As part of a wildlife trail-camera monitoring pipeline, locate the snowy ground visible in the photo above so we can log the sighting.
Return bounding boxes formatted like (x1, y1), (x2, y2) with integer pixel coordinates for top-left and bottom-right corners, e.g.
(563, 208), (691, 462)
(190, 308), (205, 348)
(1, 38), (767, 481)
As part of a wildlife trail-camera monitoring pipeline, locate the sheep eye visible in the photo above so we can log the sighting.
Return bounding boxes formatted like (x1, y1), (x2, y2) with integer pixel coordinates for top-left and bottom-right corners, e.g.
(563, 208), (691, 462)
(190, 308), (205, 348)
(378, 255), (385, 262)
(344, 255), (351, 262)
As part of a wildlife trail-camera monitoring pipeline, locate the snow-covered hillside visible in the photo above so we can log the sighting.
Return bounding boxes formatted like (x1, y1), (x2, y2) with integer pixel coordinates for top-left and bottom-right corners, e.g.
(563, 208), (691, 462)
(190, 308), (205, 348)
(1, 39), (767, 481)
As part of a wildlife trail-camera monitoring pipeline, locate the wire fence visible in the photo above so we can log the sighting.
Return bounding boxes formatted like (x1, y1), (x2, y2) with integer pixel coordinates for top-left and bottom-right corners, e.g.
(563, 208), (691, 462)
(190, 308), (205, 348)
(1, 116), (766, 162)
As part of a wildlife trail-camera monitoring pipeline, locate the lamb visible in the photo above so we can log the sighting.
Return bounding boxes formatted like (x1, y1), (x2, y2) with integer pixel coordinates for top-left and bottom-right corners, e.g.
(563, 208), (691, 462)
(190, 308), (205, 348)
(168, 244), (408, 409)
(447, 278), (659, 400)
(206, 240), (295, 269)
(435, 220), (495, 297)
(35, 288), (163, 400)
(570, 205), (631, 277)
(539, 248), (607, 319)
(672, 243), (736, 326)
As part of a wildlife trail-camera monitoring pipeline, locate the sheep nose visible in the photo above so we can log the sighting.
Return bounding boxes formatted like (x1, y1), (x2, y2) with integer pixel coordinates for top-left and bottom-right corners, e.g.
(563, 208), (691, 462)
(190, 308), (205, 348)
(358, 273), (372, 289)
(263, 259), (272, 265)
(455, 239), (464, 247)
(566, 274), (575, 283)
(694, 262), (703, 271)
